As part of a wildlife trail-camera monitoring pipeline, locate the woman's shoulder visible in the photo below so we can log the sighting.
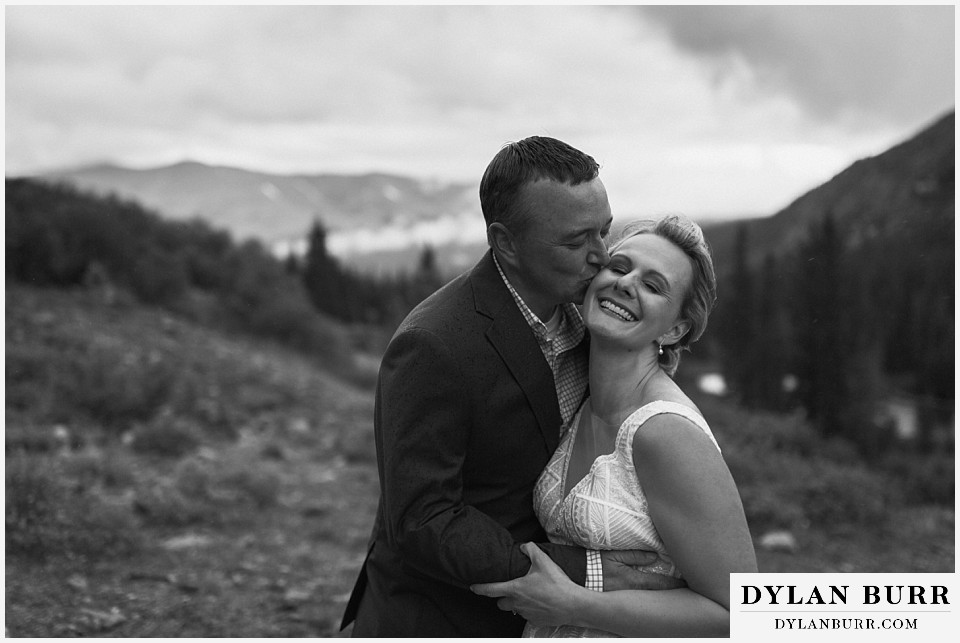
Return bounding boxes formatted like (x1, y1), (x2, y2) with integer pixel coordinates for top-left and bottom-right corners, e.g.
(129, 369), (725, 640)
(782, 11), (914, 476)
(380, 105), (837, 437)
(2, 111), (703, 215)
(625, 390), (718, 457)
(628, 376), (705, 431)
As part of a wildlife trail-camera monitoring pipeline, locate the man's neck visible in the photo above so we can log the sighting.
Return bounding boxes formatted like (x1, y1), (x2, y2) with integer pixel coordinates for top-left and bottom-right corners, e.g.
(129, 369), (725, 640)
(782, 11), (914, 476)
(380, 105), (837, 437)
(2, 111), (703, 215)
(493, 253), (558, 322)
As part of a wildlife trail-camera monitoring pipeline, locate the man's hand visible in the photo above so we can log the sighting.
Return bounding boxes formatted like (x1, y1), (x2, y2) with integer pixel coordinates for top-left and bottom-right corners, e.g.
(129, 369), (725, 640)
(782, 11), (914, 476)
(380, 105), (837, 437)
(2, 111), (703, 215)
(600, 550), (687, 591)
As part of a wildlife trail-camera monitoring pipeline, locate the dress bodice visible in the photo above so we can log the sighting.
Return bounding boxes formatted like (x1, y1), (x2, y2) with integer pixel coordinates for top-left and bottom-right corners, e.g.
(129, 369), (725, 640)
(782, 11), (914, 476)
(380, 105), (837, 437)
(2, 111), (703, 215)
(525, 399), (720, 638)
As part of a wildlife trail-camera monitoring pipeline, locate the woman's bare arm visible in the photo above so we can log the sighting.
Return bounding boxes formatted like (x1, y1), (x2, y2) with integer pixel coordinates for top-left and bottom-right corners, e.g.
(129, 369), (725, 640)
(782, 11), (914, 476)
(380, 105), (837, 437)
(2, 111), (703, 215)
(559, 414), (758, 637)
(472, 413), (757, 637)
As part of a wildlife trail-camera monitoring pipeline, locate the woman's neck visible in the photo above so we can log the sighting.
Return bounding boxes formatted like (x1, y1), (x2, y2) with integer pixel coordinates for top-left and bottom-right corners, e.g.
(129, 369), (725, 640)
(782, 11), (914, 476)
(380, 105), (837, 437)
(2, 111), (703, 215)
(588, 338), (661, 426)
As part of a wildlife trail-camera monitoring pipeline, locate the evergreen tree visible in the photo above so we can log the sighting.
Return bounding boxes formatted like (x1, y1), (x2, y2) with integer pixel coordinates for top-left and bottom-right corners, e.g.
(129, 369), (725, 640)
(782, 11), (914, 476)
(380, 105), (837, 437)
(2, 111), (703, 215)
(793, 213), (846, 437)
(302, 219), (346, 319)
(752, 253), (793, 410)
(412, 245), (444, 302)
(284, 251), (301, 275)
(722, 224), (758, 405)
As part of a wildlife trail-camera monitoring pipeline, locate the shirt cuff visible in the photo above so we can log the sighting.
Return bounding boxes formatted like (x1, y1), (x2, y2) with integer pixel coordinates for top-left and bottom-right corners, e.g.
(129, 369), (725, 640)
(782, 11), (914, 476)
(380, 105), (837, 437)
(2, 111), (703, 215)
(585, 550), (603, 592)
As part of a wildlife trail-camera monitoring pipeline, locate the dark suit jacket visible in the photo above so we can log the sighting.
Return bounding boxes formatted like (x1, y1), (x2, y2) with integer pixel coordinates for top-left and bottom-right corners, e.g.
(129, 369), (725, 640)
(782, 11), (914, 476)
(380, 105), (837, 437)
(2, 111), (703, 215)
(340, 251), (588, 637)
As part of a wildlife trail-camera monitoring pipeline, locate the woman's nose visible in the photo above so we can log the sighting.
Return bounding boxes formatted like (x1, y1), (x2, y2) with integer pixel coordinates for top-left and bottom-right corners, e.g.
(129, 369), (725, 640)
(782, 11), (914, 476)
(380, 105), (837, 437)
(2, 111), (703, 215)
(615, 273), (636, 296)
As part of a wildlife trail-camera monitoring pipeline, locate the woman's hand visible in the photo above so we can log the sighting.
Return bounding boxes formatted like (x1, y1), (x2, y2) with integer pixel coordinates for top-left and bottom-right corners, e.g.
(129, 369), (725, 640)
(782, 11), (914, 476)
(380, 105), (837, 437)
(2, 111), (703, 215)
(470, 542), (584, 627)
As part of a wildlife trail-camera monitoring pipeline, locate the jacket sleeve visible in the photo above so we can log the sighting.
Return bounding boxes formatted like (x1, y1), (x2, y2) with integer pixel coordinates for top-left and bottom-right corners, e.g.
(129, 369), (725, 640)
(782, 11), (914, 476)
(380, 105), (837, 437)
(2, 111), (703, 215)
(376, 326), (586, 588)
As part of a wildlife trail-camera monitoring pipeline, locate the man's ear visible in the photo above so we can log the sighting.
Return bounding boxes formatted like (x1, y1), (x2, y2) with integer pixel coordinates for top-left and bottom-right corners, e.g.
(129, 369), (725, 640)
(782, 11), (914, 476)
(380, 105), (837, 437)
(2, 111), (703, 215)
(488, 222), (519, 267)
(660, 319), (691, 348)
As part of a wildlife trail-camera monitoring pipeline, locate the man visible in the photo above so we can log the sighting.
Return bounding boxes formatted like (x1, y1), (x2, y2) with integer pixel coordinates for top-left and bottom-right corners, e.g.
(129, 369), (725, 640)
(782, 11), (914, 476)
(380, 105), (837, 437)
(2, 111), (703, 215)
(341, 136), (669, 637)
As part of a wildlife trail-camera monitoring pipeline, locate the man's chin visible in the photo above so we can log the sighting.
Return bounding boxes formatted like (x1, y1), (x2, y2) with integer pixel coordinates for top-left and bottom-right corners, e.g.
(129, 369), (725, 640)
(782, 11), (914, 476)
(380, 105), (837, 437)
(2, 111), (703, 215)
(571, 286), (590, 306)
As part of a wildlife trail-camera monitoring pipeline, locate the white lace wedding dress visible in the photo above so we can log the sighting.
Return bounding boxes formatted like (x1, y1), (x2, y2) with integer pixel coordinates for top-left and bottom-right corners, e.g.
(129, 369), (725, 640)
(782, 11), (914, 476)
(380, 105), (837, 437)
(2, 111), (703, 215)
(524, 399), (720, 638)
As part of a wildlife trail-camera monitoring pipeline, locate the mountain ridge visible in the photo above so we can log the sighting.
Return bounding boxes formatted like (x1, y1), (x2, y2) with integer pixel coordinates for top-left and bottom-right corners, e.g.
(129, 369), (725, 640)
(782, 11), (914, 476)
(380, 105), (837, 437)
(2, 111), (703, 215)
(33, 109), (954, 276)
(702, 110), (955, 271)
(36, 161), (480, 257)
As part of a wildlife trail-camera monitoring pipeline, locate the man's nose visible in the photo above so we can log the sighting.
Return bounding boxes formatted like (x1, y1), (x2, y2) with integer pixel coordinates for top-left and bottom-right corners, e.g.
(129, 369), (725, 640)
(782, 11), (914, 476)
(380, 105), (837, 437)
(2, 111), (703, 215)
(587, 237), (610, 267)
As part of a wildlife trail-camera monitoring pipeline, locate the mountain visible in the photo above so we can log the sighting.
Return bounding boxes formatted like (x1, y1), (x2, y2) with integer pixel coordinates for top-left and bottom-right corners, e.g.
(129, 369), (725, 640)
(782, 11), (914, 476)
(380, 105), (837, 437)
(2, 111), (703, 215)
(32, 109), (954, 277)
(702, 110), (955, 274)
(34, 161), (483, 273)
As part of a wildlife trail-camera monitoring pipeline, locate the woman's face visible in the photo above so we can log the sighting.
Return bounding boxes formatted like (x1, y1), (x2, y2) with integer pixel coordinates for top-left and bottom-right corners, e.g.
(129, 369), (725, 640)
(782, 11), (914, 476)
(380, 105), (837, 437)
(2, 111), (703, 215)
(583, 232), (693, 349)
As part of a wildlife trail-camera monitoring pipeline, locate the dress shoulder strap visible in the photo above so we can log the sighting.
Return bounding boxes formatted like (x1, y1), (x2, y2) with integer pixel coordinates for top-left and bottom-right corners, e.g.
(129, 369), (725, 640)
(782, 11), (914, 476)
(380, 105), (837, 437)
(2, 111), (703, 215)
(618, 400), (721, 456)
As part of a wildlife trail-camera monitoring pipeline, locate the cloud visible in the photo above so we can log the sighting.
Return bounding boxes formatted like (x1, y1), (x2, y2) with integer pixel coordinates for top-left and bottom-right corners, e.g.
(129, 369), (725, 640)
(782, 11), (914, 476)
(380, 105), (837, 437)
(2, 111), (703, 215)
(4, 5), (954, 219)
(636, 5), (955, 126)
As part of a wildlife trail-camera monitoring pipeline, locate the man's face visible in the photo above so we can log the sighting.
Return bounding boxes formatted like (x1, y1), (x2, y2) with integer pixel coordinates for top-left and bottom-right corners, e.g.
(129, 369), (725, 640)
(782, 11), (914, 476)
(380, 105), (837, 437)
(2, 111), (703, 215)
(507, 178), (613, 319)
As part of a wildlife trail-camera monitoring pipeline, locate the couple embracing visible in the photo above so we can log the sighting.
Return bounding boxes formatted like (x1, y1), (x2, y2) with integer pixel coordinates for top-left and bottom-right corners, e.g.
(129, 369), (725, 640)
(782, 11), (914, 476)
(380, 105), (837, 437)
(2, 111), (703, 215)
(341, 136), (757, 637)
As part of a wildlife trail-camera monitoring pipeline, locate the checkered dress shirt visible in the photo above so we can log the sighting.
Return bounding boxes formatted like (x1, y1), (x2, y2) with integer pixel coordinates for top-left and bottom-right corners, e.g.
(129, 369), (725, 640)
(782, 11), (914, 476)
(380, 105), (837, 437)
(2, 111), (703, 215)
(493, 255), (601, 591)
(493, 255), (588, 429)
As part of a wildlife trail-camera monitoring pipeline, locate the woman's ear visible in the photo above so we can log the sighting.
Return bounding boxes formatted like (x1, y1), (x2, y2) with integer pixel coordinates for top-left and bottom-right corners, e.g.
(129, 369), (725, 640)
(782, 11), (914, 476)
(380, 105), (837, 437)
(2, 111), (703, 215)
(660, 319), (691, 348)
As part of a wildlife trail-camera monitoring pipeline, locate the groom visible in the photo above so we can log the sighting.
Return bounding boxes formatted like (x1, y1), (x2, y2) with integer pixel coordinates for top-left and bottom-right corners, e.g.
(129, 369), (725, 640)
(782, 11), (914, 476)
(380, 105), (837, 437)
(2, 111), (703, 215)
(341, 136), (672, 637)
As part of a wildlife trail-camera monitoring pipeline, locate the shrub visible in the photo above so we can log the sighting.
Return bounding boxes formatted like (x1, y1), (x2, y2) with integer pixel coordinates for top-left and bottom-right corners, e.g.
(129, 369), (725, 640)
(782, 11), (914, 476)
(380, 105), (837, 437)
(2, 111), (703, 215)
(798, 459), (900, 527)
(173, 457), (213, 499)
(6, 179), (354, 373)
(128, 418), (202, 458)
(132, 450), (282, 528)
(133, 479), (210, 527)
(879, 451), (955, 506)
(221, 466), (281, 509)
(67, 347), (178, 432)
(338, 425), (377, 464)
(128, 246), (190, 306)
(212, 447), (281, 510)
(5, 452), (141, 559)
(711, 400), (900, 534)
(5, 453), (64, 556)
(4, 424), (70, 454)
(60, 447), (137, 490)
(5, 345), (58, 417)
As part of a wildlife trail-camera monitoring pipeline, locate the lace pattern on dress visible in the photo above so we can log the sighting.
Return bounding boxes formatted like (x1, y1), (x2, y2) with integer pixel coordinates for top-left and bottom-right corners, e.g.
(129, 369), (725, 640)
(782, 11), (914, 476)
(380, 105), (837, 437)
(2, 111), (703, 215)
(524, 400), (720, 638)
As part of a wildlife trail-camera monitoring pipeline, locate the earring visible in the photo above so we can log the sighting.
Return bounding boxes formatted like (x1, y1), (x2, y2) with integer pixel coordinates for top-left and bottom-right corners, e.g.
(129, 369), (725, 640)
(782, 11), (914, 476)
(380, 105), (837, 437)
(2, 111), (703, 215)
(658, 342), (664, 356)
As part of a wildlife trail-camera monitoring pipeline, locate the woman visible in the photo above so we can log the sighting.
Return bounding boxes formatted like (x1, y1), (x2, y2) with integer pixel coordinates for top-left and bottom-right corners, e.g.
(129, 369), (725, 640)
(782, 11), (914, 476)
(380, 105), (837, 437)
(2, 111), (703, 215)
(473, 214), (757, 637)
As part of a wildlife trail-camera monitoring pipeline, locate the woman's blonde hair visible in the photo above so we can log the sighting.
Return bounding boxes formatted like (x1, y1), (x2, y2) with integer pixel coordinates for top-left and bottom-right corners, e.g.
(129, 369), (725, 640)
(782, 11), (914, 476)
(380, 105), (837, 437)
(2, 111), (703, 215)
(609, 214), (717, 377)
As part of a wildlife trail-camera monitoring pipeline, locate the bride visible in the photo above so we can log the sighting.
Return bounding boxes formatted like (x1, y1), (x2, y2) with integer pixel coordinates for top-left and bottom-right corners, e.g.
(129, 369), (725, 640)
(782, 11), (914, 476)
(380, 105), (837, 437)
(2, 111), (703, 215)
(473, 215), (757, 637)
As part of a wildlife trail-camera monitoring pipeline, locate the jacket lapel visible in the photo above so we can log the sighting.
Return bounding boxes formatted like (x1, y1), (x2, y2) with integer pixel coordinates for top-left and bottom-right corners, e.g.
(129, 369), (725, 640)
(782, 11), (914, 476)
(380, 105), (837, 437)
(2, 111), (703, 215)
(470, 252), (563, 453)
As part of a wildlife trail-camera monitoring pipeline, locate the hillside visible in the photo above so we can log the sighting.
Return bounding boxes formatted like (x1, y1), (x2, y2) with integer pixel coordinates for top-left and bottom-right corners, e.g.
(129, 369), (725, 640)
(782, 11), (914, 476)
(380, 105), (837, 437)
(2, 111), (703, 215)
(5, 165), (954, 635)
(703, 110), (955, 273)
(5, 282), (378, 636)
(6, 283), (953, 636)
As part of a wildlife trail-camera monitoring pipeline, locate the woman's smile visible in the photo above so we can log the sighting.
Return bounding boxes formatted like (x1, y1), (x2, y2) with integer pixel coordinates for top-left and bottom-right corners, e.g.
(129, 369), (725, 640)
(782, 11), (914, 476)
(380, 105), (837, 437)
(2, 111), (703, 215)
(597, 296), (638, 322)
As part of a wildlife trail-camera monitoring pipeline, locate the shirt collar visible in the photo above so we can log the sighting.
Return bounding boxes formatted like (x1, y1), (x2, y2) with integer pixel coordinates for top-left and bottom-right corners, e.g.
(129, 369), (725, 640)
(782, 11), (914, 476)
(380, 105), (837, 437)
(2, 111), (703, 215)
(492, 253), (585, 342)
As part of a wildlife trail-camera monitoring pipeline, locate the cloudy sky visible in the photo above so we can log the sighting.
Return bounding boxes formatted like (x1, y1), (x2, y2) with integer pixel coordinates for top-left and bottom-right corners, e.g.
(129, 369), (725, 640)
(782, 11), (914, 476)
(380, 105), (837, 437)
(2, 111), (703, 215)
(5, 4), (955, 220)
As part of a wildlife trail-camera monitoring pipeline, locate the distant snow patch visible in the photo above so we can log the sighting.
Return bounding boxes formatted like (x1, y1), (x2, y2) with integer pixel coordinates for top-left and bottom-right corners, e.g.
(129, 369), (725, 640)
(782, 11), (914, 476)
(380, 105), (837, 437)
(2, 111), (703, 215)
(326, 210), (486, 255)
(382, 184), (402, 202)
(260, 182), (280, 201)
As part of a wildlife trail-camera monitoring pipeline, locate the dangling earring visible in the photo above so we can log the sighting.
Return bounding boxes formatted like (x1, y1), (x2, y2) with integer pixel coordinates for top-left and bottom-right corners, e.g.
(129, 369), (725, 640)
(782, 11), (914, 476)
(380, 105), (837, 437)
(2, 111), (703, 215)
(658, 342), (664, 356)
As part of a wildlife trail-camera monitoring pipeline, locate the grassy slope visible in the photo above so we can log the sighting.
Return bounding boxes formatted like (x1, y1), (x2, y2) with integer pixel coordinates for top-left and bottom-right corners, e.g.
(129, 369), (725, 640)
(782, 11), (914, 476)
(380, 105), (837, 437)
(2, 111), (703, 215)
(5, 284), (954, 637)
(6, 284), (378, 636)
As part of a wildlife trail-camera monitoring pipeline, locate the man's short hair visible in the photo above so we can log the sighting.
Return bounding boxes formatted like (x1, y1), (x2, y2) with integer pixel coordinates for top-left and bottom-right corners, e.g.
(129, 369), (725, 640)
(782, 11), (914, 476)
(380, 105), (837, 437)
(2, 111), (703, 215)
(479, 136), (600, 234)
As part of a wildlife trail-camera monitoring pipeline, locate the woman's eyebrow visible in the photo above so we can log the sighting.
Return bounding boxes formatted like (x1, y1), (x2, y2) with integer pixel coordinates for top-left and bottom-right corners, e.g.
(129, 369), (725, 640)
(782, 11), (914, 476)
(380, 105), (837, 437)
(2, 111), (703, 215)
(608, 253), (632, 267)
(646, 270), (673, 291)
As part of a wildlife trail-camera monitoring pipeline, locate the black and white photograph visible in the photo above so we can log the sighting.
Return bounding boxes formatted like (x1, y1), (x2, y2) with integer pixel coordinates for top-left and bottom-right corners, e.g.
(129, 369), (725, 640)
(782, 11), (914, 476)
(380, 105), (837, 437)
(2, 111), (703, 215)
(5, 3), (955, 638)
